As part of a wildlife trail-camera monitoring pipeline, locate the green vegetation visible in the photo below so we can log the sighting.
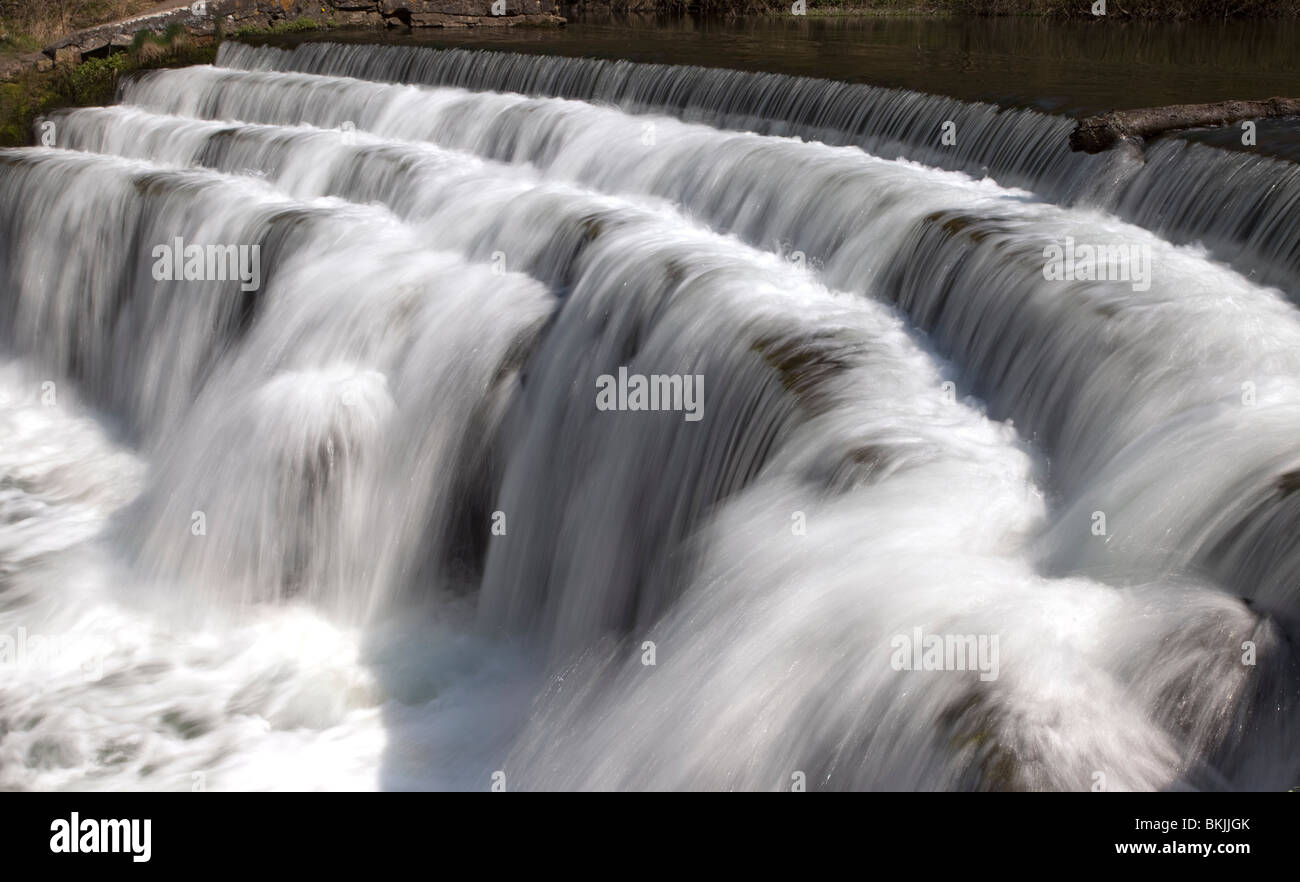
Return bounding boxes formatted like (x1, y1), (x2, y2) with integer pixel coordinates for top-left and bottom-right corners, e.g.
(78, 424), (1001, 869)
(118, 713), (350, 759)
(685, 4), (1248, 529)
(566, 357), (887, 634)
(0, 3), (328, 148)
(0, 35), (215, 147)
(1, 1), (158, 56)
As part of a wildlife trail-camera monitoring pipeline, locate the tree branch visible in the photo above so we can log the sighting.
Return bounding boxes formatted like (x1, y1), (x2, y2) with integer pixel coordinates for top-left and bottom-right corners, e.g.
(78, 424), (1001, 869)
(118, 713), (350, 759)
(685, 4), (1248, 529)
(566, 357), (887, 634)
(1069, 97), (1300, 153)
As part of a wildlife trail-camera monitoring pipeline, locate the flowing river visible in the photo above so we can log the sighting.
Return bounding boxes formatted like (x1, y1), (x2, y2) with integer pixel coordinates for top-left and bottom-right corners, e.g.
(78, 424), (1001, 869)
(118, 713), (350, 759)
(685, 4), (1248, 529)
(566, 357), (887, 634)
(0, 20), (1297, 790)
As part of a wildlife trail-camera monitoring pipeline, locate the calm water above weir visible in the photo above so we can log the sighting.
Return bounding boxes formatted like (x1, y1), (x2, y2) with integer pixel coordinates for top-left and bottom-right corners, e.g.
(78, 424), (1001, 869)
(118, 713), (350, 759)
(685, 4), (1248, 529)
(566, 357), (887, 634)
(259, 13), (1300, 158)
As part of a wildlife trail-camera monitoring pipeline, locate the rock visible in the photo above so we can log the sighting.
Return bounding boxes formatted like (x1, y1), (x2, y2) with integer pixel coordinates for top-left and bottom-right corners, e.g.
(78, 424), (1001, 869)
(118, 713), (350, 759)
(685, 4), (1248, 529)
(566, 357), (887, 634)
(409, 12), (465, 26)
(74, 34), (113, 57)
(229, 12), (273, 27)
(336, 10), (385, 24)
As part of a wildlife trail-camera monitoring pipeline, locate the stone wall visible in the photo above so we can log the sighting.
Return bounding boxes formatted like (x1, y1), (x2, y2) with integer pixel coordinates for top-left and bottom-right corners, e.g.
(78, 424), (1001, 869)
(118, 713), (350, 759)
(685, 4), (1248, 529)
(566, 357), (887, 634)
(42, 0), (565, 66)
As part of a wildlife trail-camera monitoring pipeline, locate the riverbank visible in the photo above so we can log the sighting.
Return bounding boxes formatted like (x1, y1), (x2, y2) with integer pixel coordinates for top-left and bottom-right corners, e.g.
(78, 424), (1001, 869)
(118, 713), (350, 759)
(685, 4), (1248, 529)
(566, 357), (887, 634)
(1, 2), (565, 82)
(0, 29), (215, 145)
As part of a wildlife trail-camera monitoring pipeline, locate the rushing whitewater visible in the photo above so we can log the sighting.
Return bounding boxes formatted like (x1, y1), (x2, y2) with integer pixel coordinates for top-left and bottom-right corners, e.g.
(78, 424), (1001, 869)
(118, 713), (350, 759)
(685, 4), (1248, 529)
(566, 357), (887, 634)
(0, 41), (1296, 791)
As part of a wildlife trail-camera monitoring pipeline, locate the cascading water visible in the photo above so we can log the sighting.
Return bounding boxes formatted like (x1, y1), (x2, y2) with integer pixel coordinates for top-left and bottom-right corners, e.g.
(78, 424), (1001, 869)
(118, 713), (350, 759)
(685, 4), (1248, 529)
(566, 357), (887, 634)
(0, 39), (1296, 791)
(217, 41), (1300, 298)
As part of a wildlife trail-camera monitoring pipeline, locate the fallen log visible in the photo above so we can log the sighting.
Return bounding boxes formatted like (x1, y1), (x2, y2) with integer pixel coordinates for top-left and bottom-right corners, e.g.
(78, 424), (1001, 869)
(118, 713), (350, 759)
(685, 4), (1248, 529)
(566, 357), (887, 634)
(1069, 97), (1300, 153)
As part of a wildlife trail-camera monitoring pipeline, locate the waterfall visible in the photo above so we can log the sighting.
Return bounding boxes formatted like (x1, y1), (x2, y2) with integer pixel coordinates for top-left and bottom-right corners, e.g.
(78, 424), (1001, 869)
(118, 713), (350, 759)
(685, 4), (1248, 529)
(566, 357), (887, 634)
(0, 41), (1295, 791)
(217, 41), (1300, 298)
